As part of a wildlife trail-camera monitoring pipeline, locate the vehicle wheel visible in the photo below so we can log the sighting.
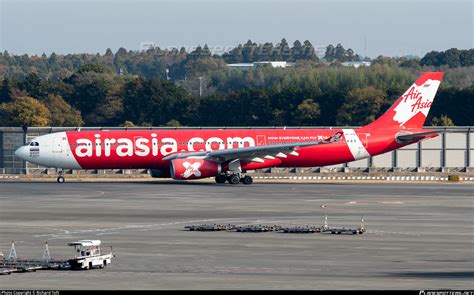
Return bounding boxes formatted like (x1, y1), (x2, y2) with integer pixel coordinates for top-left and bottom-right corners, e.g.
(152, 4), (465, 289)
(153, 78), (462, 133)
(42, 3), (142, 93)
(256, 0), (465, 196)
(215, 174), (227, 184)
(228, 174), (240, 185)
(241, 175), (253, 185)
(57, 176), (65, 183)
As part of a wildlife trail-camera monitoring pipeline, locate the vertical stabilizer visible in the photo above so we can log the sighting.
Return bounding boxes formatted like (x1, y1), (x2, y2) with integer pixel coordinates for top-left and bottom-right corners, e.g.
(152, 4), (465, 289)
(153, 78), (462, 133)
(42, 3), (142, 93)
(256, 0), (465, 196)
(364, 72), (444, 130)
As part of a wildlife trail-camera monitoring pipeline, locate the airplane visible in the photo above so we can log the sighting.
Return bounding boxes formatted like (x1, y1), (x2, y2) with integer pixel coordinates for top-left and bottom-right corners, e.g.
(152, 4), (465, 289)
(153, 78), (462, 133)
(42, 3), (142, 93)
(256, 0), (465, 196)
(15, 72), (445, 185)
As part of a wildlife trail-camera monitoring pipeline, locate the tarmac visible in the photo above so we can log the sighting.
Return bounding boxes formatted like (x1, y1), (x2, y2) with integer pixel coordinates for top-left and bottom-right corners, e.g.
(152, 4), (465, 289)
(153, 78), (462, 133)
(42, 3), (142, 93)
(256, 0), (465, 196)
(0, 180), (473, 290)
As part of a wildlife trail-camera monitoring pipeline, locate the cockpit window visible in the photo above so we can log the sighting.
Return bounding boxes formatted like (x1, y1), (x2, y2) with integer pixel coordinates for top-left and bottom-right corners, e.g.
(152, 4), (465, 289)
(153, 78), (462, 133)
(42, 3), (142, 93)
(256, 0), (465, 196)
(28, 142), (39, 146)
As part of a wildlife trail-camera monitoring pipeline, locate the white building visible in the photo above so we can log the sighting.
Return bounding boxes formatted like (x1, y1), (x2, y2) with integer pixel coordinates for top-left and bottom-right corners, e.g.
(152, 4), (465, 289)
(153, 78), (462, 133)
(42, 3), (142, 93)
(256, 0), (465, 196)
(227, 61), (292, 70)
(254, 61), (289, 68)
(341, 61), (371, 68)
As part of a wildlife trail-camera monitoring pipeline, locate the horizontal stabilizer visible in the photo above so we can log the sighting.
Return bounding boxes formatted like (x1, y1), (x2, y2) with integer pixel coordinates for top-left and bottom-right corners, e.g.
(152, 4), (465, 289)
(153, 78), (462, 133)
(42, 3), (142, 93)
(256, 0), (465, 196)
(396, 130), (446, 142)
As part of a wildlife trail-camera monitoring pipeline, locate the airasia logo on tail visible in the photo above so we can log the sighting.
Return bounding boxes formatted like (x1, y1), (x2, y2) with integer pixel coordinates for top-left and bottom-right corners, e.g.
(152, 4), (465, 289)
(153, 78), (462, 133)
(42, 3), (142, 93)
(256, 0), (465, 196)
(393, 79), (440, 126)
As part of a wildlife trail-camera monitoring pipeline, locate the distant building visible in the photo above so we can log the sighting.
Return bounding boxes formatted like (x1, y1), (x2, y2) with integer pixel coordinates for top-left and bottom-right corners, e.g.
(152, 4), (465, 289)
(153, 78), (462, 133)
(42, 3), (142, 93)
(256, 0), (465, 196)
(226, 63), (255, 70)
(254, 61), (289, 68)
(341, 61), (371, 68)
(227, 61), (293, 70)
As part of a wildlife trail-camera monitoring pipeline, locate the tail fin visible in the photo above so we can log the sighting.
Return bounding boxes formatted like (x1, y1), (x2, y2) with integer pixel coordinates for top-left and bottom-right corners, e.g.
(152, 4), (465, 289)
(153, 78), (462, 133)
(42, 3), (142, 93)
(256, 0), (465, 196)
(364, 72), (444, 130)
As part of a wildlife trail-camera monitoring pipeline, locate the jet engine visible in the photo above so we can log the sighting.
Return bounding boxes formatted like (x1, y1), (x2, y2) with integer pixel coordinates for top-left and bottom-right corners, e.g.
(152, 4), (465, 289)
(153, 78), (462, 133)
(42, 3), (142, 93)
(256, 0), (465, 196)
(170, 158), (221, 180)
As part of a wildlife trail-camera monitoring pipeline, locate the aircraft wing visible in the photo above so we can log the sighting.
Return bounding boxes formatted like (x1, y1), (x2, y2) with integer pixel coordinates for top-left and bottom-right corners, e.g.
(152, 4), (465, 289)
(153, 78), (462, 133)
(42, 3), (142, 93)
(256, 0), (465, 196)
(163, 131), (342, 164)
(396, 130), (446, 143)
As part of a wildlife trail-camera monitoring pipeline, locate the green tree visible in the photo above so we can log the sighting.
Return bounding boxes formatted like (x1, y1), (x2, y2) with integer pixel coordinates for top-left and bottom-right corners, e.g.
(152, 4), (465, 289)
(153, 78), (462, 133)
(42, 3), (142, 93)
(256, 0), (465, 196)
(0, 78), (16, 103)
(443, 48), (462, 67)
(292, 99), (321, 125)
(324, 44), (335, 61)
(223, 44), (243, 63)
(302, 40), (317, 60)
(105, 48), (114, 58)
(430, 115), (454, 126)
(419, 49), (474, 67)
(123, 77), (192, 126)
(164, 119), (182, 127)
(68, 71), (113, 123)
(279, 38), (291, 61)
(78, 63), (112, 74)
(430, 86), (473, 126)
(120, 120), (136, 127)
(242, 40), (257, 62)
(291, 40), (303, 61)
(336, 86), (386, 125)
(43, 94), (84, 126)
(334, 43), (346, 61)
(0, 96), (50, 127)
(259, 42), (273, 61)
(20, 73), (43, 98)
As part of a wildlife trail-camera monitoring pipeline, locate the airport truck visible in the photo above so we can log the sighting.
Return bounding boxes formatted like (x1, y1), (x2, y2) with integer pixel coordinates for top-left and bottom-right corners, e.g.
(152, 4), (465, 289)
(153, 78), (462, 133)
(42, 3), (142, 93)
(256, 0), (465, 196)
(67, 240), (114, 270)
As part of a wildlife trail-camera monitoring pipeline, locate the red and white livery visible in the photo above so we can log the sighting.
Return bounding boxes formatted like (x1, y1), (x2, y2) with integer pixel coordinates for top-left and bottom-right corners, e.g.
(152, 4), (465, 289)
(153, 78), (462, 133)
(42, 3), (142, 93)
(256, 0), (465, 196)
(15, 72), (445, 185)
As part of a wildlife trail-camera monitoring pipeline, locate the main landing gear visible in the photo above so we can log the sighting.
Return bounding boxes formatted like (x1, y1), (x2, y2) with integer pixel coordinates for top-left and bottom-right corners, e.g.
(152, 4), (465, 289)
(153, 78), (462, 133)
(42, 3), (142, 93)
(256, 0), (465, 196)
(214, 173), (253, 185)
(57, 169), (65, 183)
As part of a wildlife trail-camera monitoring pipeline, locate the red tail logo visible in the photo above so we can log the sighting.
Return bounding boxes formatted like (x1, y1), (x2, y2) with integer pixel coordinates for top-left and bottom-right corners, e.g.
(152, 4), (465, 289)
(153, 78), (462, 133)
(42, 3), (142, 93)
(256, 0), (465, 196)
(365, 72), (443, 130)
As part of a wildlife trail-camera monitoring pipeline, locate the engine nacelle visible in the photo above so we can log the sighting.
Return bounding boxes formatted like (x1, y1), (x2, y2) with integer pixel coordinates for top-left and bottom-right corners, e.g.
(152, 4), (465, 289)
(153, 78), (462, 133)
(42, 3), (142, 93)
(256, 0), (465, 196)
(170, 158), (221, 180)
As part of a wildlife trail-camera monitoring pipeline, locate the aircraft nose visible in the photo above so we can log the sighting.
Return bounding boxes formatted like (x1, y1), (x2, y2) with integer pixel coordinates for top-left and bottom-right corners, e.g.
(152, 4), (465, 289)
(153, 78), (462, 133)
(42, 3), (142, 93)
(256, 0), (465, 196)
(15, 146), (27, 160)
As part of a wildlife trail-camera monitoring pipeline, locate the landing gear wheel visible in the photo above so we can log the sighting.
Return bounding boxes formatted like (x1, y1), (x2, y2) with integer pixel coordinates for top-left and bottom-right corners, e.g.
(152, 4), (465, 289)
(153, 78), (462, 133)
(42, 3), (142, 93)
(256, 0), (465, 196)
(57, 176), (65, 183)
(215, 174), (227, 184)
(228, 174), (240, 185)
(242, 175), (253, 185)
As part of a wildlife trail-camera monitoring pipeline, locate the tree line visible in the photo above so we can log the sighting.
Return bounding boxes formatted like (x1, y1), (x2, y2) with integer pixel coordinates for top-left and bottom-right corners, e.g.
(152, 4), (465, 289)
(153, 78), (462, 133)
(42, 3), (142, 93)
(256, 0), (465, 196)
(420, 48), (474, 68)
(222, 39), (319, 63)
(1, 41), (472, 81)
(1, 60), (472, 128)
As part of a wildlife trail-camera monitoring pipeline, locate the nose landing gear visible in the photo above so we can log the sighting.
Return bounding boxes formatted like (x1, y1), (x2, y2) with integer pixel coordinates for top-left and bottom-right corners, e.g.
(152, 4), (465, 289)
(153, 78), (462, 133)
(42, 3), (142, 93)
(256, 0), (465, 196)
(57, 169), (65, 183)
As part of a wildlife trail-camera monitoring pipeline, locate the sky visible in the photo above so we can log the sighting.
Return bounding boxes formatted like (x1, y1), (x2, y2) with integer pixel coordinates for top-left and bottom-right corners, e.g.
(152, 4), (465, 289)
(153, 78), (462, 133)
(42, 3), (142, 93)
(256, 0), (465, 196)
(0, 0), (472, 58)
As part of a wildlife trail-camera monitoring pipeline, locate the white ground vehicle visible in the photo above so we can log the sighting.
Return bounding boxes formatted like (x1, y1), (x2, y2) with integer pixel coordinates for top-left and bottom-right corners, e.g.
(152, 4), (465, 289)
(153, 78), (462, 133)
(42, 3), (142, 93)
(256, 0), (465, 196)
(67, 240), (114, 270)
